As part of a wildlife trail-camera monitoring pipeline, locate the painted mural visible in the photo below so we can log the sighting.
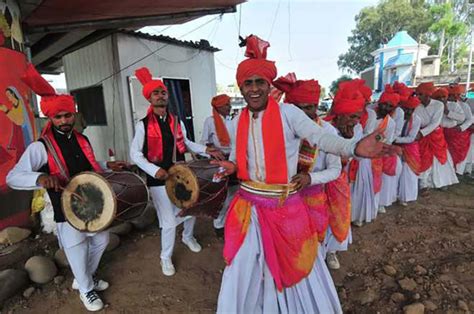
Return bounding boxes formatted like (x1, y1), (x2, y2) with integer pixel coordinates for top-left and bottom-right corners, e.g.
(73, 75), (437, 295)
(0, 0), (35, 229)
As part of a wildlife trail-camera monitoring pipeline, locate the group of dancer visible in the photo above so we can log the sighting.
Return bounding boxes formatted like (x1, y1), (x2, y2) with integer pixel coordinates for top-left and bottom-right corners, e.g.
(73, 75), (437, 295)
(5, 34), (473, 313)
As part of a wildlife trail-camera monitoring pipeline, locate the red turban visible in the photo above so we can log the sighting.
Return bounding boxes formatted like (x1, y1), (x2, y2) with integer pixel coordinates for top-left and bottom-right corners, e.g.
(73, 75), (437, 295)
(236, 35), (277, 87)
(392, 81), (412, 102)
(416, 82), (435, 96)
(330, 80), (365, 115)
(402, 95), (421, 109)
(353, 79), (372, 102)
(135, 67), (168, 100)
(273, 72), (321, 104)
(447, 84), (464, 96)
(21, 63), (75, 118)
(212, 94), (231, 108)
(379, 84), (400, 107)
(432, 87), (449, 100)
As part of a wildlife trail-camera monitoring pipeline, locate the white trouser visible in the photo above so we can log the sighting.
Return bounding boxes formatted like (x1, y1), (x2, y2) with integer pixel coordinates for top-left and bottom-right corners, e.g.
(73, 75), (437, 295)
(213, 185), (238, 229)
(149, 186), (196, 260)
(56, 222), (109, 294)
(161, 218), (196, 260)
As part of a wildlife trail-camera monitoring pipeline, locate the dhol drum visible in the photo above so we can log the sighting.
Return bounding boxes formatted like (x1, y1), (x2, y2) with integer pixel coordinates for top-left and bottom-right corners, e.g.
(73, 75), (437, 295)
(165, 159), (228, 218)
(61, 171), (149, 232)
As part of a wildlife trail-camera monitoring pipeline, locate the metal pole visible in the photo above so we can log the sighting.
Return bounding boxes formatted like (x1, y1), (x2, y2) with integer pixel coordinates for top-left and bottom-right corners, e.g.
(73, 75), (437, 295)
(466, 24), (473, 93)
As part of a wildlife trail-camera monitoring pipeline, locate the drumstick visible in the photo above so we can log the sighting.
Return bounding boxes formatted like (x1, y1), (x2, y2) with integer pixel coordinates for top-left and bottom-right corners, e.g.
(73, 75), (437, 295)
(59, 186), (85, 202)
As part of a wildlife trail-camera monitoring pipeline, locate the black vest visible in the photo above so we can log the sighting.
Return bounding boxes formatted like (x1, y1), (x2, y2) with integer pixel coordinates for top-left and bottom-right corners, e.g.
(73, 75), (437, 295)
(39, 130), (93, 222)
(142, 115), (184, 186)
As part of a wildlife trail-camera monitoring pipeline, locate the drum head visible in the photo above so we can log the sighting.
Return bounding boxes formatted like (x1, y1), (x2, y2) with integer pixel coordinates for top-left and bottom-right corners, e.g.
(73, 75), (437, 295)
(166, 164), (200, 209)
(61, 171), (116, 232)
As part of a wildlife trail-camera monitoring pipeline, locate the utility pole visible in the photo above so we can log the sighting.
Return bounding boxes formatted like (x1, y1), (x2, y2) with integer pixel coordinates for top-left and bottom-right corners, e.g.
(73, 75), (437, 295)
(466, 1), (474, 93)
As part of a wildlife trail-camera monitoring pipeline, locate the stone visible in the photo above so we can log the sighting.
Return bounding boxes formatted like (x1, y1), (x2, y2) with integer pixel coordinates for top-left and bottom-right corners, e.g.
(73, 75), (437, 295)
(403, 303), (425, 314)
(23, 287), (35, 299)
(399, 277), (417, 291)
(423, 300), (438, 311)
(391, 292), (406, 303)
(415, 265), (428, 275)
(0, 227), (31, 245)
(408, 258), (416, 264)
(356, 288), (377, 305)
(53, 275), (65, 285)
(454, 216), (469, 228)
(384, 265), (397, 276)
(106, 233), (120, 252)
(54, 249), (69, 268)
(458, 300), (469, 311)
(130, 203), (157, 230)
(24, 256), (58, 284)
(413, 293), (420, 300)
(107, 222), (133, 235)
(0, 269), (29, 304)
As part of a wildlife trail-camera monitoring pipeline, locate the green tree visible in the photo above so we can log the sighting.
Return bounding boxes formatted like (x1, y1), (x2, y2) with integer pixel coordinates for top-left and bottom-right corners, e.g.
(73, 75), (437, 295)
(337, 0), (432, 74)
(329, 75), (353, 96)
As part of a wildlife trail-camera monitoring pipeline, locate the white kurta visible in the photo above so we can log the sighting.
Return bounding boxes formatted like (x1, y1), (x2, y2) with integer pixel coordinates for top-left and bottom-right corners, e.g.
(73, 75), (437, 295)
(465, 99), (474, 174)
(454, 101), (473, 174)
(200, 114), (236, 229)
(6, 140), (110, 294)
(415, 100), (459, 188)
(395, 114), (421, 203)
(350, 109), (381, 223)
(218, 103), (356, 314)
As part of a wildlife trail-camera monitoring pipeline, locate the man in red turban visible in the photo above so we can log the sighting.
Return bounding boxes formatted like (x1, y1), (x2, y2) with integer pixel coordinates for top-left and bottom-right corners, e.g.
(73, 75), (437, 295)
(130, 67), (224, 277)
(7, 64), (127, 312)
(200, 94), (236, 237)
(394, 95), (422, 205)
(214, 35), (397, 314)
(443, 84), (473, 175)
(414, 83), (458, 192)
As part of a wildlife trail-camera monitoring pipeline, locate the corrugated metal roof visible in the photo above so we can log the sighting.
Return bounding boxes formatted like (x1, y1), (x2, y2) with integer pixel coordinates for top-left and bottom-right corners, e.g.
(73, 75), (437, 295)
(119, 30), (220, 52)
(384, 53), (413, 69)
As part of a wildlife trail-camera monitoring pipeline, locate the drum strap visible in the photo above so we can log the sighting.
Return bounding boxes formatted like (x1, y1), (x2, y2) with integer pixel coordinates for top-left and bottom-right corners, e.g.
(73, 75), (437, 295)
(42, 136), (70, 180)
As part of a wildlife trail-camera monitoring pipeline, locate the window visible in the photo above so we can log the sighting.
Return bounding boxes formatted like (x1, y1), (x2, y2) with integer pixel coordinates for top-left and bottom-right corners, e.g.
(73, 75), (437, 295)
(71, 85), (107, 126)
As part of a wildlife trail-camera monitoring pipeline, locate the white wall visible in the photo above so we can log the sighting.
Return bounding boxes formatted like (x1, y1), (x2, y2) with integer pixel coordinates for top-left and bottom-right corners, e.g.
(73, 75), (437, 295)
(63, 36), (127, 162)
(116, 33), (217, 152)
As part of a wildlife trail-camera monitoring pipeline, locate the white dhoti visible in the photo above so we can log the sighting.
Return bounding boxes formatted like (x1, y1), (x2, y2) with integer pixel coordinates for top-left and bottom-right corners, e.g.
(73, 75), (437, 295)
(217, 207), (342, 314)
(322, 227), (352, 259)
(56, 222), (109, 294)
(350, 159), (378, 223)
(379, 157), (402, 207)
(213, 185), (239, 229)
(419, 152), (459, 189)
(398, 161), (419, 203)
(463, 134), (474, 174)
(149, 186), (196, 260)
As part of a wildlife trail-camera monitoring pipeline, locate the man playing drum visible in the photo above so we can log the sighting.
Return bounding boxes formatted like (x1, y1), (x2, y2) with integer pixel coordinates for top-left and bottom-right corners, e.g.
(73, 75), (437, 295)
(7, 64), (127, 312)
(200, 94), (237, 237)
(129, 67), (223, 276)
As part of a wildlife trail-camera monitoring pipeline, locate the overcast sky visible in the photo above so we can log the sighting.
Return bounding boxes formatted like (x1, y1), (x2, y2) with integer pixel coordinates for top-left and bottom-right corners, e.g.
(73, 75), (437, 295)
(46, 0), (378, 90)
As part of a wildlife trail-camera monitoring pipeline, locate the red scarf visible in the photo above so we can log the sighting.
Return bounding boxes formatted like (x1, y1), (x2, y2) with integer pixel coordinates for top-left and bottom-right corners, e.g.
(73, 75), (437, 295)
(212, 109), (230, 147)
(443, 127), (471, 166)
(419, 127), (448, 173)
(41, 123), (101, 183)
(146, 109), (186, 163)
(236, 97), (287, 183)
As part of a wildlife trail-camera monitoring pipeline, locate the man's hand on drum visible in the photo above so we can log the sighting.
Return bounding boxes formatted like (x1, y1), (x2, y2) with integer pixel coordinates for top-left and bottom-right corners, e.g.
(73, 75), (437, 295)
(206, 147), (226, 161)
(155, 168), (169, 180)
(37, 174), (61, 192)
(210, 160), (237, 177)
(106, 161), (131, 171)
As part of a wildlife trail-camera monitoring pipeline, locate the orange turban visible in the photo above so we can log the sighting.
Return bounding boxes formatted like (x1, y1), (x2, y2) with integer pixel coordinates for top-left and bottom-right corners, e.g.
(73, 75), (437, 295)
(21, 63), (75, 118)
(353, 79), (372, 102)
(330, 80), (365, 116)
(447, 84), (465, 96)
(379, 84), (400, 107)
(402, 95), (421, 109)
(416, 82), (435, 96)
(135, 67), (168, 100)
(236, 35), (277, 87)
(273, 72), (321, 104)
(212, 94), (231, 108)
(392, 81), (412, 103)
(432, 87), (449, 100)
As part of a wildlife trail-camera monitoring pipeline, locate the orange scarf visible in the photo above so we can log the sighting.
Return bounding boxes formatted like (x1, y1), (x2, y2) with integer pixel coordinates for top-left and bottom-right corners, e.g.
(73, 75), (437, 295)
(236, 97), (287, 184)
(212, 109), (230, 147)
